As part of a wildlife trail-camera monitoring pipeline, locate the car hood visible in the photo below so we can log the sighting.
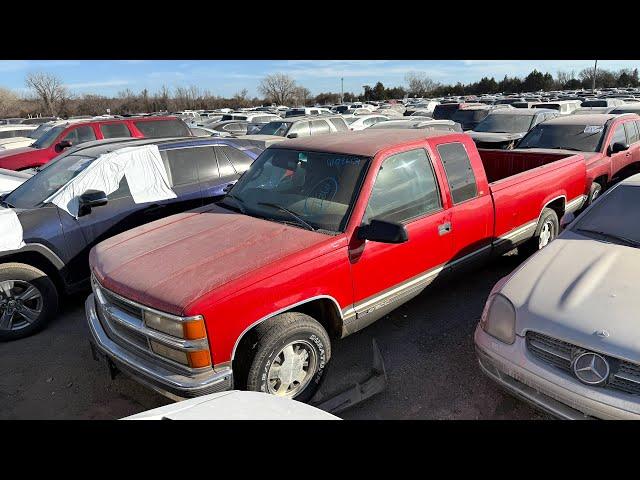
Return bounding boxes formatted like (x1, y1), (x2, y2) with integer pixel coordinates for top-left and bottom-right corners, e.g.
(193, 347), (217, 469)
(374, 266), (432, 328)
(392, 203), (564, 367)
(468, 131), (525, 143)
(0, 168), (32, 194)
(502, 231), (640, 363)
(91, 204), (340, 315)
(0, 146), (34, 159)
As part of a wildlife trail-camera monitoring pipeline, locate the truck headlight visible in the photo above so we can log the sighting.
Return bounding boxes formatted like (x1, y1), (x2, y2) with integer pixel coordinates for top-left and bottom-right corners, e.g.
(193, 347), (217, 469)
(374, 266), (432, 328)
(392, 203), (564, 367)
(143, 311), (206, 340)
(481, 293), (516, 344)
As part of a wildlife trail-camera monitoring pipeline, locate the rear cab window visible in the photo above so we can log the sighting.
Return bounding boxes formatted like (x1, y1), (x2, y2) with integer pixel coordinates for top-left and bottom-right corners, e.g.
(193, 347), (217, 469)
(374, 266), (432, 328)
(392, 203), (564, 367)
(436, 142), (478, 204)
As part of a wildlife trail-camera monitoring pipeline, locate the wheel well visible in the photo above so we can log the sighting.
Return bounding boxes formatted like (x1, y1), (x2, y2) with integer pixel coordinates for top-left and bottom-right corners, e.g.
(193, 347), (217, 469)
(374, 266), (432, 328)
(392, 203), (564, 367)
(231, 297), (343, 388)
(593, 175), (608, 188)
(544, 197), (565, 222)
(0, 252), (63, 294)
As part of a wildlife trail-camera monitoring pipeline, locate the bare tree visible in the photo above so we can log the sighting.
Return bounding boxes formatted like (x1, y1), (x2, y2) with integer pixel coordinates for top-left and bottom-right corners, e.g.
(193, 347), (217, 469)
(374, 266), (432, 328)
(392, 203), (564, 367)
(405, 72), (437, 97)
(258, 73), (298, 105)
(0, 87), (19, 117)
(25, 72), (69, 116)
(293, 86), (311, 106)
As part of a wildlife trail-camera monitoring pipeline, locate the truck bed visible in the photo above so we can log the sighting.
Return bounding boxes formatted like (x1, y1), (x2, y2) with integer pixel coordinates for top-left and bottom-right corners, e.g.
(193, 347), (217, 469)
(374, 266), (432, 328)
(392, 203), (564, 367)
(477, 148), (587, 244)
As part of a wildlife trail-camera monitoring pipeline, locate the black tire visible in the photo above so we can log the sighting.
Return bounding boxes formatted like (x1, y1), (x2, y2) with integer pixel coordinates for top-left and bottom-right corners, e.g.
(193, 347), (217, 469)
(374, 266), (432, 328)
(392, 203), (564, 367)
(0, 263), (58, 341)
(245, 312), (331, 403)
(519, 208), (559, 257)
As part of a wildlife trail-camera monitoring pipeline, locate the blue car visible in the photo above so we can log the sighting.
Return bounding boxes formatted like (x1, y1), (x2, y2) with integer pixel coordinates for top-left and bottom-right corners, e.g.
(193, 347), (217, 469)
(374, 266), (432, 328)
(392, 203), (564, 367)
(0, 136), (265, 340)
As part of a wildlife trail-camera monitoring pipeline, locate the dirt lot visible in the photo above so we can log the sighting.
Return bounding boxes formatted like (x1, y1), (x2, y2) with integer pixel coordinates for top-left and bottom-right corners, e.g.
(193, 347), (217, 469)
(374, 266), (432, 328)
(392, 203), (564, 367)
(0, 251), (547, 420)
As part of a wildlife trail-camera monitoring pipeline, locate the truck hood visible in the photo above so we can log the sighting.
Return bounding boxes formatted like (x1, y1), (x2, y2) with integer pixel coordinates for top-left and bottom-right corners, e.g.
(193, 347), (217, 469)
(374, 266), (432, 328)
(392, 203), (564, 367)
(468, 131), (525, 143)
(91, 204), (339, 315)
(502, 231), (640, 363)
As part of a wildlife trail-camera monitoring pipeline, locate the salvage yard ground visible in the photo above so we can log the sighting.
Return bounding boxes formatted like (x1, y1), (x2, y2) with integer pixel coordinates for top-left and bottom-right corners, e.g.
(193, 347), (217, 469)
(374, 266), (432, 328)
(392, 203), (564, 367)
(0, 250), (547, 420)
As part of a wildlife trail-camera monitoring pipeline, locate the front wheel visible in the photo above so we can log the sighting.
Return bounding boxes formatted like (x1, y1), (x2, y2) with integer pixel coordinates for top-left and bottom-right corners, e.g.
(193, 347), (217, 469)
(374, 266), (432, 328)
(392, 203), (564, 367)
(0, 263), (58, 341)
(519, 208), (559, 257)
(245, 312), (331, 403)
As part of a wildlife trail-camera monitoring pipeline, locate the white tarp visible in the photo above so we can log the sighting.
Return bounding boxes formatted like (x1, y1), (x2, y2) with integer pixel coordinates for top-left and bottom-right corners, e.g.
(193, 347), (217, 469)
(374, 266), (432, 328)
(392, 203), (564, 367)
(0, 207), (25, 251)
(47, 144), (176, 218)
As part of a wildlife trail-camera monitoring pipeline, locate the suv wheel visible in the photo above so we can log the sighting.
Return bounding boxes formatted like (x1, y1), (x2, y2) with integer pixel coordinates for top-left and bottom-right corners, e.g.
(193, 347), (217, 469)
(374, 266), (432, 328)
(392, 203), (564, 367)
(0, 263), (58, 341)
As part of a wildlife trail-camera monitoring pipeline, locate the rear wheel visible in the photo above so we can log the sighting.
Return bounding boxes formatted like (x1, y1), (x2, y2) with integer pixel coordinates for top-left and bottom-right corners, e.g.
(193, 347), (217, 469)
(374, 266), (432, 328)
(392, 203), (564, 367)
(588, 181), (603, 205)
(0, 263), (58, 341)
(244, 312), (331, 403)
(519, 208), (559, 257)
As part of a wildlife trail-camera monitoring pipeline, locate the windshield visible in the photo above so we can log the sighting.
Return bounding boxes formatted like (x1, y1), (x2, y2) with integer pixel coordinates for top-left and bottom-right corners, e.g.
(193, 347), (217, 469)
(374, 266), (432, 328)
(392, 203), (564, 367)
(257, 121), (291, 136)
(343, 117), (359, 125)
(517, 123), (607, 152)
(572, 183), (640, 247)
(474, 114), (534, 133)
(221, 148), (371, 232)
(4, 154), (95, 209)
(432, 104), (459, 120)
(31, 125), (65, 149)
(581, 100), (607, 107)
(28, 123), (54, 140)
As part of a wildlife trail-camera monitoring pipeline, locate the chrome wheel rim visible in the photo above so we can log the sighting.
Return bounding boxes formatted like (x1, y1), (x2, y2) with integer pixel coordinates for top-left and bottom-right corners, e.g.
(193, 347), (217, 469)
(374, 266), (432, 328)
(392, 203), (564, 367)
(0, 280), (43, 331)
(267, 340), (318, 398)
(538, 221), (554, 249)
(591, 187), (601, 202)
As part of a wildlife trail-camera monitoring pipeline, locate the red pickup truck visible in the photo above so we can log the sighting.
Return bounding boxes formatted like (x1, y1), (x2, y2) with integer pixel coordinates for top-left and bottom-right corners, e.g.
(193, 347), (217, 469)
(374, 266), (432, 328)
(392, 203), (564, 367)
(517, 113), (640, 204)
(85, 129), (587, 401)
(0, 116), (191, 171)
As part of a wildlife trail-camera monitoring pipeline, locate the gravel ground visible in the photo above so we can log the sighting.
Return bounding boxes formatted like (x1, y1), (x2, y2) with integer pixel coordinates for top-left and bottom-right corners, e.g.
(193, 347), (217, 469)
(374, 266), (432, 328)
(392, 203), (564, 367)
(0, 251), (547, 420)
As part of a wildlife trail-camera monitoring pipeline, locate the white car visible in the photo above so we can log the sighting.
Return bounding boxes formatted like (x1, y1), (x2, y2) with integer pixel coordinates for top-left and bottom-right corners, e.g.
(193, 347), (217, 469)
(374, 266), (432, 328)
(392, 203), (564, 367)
(123, 391), (339, 420)
(475, 173), (640, 419)
(343, 114), (389, 131)
(0, 125), (38, 151)
(0, 167), (33, 195)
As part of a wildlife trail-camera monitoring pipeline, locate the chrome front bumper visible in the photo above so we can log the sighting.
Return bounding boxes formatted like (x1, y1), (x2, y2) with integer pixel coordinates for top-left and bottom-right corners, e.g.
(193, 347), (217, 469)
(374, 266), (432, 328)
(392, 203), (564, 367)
(86, 294), (233, 400)
(474, 325), (640, 420)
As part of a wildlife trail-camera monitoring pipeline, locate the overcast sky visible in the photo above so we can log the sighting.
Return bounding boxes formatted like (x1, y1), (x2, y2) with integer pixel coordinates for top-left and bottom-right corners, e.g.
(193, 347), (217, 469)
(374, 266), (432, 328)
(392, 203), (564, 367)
(2, 60), (640, 98)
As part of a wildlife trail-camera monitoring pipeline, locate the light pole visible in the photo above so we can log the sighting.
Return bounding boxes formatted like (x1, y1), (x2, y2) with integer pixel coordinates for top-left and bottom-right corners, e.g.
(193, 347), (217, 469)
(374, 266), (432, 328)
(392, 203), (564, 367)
(340, 77), (344, 104)
(592, 60), (598, 92)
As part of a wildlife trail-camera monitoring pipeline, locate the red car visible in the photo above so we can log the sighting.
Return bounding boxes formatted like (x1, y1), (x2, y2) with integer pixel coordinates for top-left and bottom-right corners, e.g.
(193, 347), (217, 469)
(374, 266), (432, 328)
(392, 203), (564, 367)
(86, 129), (587, 401)
(0, 116), (191, 171)
(517, 113), (640, 204)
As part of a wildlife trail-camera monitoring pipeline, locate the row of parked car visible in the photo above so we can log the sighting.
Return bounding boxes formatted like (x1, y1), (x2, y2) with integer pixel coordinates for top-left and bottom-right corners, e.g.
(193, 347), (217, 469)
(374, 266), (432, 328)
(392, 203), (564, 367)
(2, 91), (640, 418)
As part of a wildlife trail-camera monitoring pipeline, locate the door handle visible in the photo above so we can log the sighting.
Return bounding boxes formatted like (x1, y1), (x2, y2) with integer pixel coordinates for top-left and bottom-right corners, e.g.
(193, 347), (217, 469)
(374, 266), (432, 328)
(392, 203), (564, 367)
(438, 222), (452, 236)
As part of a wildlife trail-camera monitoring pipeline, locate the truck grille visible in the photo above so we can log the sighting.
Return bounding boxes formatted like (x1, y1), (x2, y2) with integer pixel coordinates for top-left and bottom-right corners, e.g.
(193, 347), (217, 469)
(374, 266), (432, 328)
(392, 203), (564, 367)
(526, 331), (640, 396)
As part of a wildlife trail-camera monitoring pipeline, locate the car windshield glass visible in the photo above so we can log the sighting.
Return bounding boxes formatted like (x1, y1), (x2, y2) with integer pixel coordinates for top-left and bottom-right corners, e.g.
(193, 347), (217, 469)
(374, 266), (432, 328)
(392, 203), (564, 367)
(31, 125), (65, 149)
(28, 123), (54, 140)
(474, 114), (534, 133)
(517, 123), (606, 152)
(257, 121), (291, 136)
(344, 117), (359, 125)
(4, 154), (95, 209)
(451, 110), (487, 124)
(572, 183), (640, 247)
(221, 148), (371, 233)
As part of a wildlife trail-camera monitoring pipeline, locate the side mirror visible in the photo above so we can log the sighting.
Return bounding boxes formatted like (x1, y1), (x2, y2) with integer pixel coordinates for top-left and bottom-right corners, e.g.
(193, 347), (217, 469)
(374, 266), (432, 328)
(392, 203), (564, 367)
(357, 219), (408, 244)
(608, 142), (629, 155)
(55, 139), (73, 153)
(286, 133), (298, 139)
(78, 190), (108, 217)
(560, 211), (575, 230)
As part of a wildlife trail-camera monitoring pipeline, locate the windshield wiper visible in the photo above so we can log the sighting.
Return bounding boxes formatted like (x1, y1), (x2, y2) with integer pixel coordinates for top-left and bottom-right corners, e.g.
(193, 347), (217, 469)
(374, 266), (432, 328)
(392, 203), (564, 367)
(257, 202), (316, 231)
(220, 193), (247, 215)
(576, 228), (640, 247)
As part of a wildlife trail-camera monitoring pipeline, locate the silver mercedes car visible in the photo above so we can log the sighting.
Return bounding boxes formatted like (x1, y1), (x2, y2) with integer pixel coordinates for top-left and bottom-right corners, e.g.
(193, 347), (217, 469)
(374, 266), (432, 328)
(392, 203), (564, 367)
(475, 173), (640, 419)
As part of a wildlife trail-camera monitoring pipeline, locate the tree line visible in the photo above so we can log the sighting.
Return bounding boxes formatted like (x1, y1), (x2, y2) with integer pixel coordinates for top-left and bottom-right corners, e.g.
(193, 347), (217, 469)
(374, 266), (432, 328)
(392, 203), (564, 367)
(1, 67), (639, 118)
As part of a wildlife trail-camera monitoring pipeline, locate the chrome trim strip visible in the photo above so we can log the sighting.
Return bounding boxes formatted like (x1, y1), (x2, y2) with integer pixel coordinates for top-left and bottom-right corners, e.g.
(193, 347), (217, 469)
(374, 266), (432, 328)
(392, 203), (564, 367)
(528, 339), (572, 361)
(496, 220), (538, 243)
(566, 195), (587, 213)
(231, 295), (345, 360)
(613, 372), (640, 385)
(447, 244), (492, 267)
(353, 264), (444, 317)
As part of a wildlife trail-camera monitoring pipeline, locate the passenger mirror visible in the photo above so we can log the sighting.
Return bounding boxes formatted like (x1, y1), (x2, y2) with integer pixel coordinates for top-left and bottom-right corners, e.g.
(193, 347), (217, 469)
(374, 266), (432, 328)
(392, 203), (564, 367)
(55, 139), (73, 153)
(560, 212), (575, 230)
(357, 219), (408, 244)
(608, 142), (629, 155)
(286, 133), (298, 139)
(78, 190), (108, 217)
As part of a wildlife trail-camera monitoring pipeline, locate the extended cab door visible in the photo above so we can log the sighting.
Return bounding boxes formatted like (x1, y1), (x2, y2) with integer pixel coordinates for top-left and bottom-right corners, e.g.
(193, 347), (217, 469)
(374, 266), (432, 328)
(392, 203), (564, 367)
(349, 147), (453, 325)
(624, 120), (640, 170)
(608, 121), (634, 178)
(431, 139), (494, 270)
